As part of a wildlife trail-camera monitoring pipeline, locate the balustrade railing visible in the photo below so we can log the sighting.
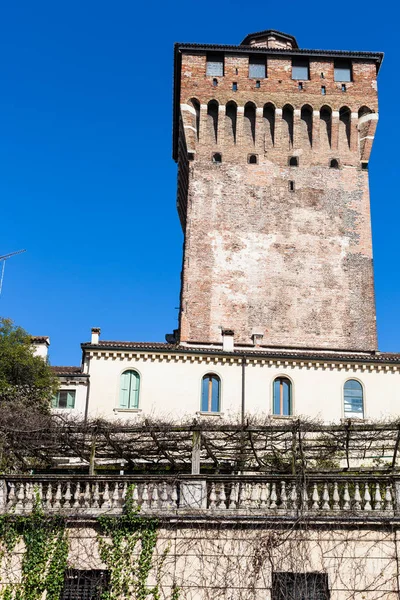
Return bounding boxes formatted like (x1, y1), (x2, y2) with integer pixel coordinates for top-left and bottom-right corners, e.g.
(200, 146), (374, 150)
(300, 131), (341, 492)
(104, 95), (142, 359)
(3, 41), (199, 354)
(0, 475), (397, 517)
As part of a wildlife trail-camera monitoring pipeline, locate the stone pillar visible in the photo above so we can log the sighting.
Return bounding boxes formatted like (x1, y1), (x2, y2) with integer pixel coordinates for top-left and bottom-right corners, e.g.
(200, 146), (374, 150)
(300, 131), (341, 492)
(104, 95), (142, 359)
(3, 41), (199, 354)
(274, 108), (283, 149)
(331, 110), (340, 151)
(350, 112), (358, 153)
(179, 481), (207, 509)
(313, 110), (320, 153)
(255, 107), (264, 152)
(199, 104), (208, 144)
(293, 108), (301, 149)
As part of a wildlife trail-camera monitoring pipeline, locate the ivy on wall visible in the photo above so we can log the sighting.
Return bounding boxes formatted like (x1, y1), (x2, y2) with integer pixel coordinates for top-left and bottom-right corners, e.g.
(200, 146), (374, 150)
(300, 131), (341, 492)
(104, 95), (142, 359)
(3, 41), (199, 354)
(0, 487), (176, 600)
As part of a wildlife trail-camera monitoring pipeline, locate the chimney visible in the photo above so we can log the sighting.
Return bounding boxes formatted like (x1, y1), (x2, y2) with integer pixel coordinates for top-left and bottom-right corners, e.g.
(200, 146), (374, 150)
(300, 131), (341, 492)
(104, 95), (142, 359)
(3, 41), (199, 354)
(91, 327), (101, 345)
(252, 332), (264, 347)
(31, 336), (50, 359)
(222, 329), (234, 352)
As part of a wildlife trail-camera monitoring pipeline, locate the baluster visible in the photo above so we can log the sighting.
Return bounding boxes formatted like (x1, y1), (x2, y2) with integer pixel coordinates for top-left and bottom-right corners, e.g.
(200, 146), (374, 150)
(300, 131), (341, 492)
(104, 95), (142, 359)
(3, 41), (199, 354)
(301, 485), (309, 510)
(171, 483), (178, 508)
(290, 483), (298, 510)
(363, 483), (372, 511)
(132, 484), (139, 509)
(64, 482), (72, 509)
(121, 482), (128, 506)
(270, 483), (277, 509)
(161, 482), (169, 509)
(7, 483), (15, 509)
(16, 483), (25, 512)
(250, 483), (259, 508)
(239, 483), (247, 508)
(73, 483), (81, 509)
(260, 483), (268, 509)
(111, 483), (120, 509)
(151, 484), (159, 509)
(218, 483), (226, 510)
(102, 483), (110, 509)
(209, 483), (217, 509)
(141, 483), (149, 510)
(385, 485), (393, 511)
(54, 483), (62, 510)
(333, 482), (340, 511)
(83, 483), (91, 509)
(354, 483), (362, 510)
(229, 482), (237, 509)
(37, 483), (43, 505)
(45, 483), (53, 510)
(25, 483), (33, 512)
(280, 482), (287, 510)
(312, 484), (320, 510)
(322, 483), (330, 510)
(343, 483), (350, 510)
(374, 483), (382, 511)
(92, 482), (100, 509)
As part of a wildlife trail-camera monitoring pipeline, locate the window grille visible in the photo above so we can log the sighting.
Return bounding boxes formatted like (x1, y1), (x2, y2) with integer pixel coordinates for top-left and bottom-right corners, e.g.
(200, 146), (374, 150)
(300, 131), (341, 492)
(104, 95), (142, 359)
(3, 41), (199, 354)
(292, 58), (309, 80)
(61, 569), (109, 600)
(272, 572), (330, 600)
(334, 60), (352, 82)
(249, 56), (266, 79)
(52, 390), (76, 409)
(206, 53), (224, 77)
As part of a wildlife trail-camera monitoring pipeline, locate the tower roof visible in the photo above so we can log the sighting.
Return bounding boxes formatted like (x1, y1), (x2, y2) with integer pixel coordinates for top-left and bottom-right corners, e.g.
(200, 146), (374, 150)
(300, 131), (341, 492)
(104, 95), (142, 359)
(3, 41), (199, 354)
(240, 29), (298, 49)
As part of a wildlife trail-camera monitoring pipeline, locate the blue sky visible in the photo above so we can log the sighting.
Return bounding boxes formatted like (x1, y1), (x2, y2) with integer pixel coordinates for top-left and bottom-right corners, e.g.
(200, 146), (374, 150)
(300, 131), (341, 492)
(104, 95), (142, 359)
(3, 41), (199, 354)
(0, 0), (398, 365)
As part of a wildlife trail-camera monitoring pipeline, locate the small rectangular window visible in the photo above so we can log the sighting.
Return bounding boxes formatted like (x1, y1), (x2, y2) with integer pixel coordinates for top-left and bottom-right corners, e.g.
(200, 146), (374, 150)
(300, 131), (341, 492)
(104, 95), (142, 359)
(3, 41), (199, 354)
(206, 53), (224, 77)
(61, 570), (109, 600)
(52, 390), (76, 409)
(334, 60), (352, 82)
(249, 55), (266, 79)
(272, 572), (330, 600)
(292, 58), (309, 80)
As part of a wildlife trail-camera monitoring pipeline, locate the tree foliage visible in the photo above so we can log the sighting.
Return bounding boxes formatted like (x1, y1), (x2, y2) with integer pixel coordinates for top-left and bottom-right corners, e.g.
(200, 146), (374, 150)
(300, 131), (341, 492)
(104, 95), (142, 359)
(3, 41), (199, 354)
(0, 318), (58, 412)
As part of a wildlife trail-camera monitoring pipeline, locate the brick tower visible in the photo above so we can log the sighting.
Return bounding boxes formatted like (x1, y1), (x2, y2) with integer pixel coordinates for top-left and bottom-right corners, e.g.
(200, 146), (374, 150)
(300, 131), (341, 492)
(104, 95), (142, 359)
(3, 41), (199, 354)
(172, 30), (383, 351)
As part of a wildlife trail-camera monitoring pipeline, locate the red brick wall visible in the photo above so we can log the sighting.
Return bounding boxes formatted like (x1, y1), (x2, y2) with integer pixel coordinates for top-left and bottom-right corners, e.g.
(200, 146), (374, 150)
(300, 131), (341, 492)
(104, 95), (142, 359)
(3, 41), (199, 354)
(177, 49), (379, 351)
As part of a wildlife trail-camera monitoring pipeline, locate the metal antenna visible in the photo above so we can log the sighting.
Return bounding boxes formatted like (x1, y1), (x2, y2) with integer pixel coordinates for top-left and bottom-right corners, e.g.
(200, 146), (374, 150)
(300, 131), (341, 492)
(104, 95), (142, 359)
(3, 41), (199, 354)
(0, 249), (26, 296)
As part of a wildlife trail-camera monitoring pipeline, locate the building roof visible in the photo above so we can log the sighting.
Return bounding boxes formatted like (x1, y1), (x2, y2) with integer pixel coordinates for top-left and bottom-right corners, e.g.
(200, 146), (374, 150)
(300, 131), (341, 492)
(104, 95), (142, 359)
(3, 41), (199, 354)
(81, 340), (400, 365)
(51, 366), (88, 377)
(240, 29), (298, 48)
(172, 41), (384, 161)
(31, 336), (50, 345)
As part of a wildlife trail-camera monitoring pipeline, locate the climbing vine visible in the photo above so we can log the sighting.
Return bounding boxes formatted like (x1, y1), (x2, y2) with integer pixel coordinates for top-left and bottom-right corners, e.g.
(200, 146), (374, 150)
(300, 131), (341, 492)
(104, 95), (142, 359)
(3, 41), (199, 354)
(98, 486), (170, 600)
(0, 495), (68, 600)
(0, 487), (175, 600)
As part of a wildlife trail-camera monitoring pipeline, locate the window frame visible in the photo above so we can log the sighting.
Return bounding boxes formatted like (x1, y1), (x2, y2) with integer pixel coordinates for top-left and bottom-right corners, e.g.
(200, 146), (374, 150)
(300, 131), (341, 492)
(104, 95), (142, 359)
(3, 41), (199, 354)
(52, 389), (76, 409)
(206, 52), (224, 77)
(248, 55), (267, 79)
(118, 369), (141, 410)
(272, 376), (293, 417)
(272, 571), (330, 600)
(291, 58), (310, 81)
(343, 378), (365, 419)
(200, 372), (222, 414)
(334, 59), (352, 82)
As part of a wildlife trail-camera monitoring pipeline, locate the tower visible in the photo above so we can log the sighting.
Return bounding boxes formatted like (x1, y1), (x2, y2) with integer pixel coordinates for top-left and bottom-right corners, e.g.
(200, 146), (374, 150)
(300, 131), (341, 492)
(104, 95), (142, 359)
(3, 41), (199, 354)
(173, 30), (383, 351)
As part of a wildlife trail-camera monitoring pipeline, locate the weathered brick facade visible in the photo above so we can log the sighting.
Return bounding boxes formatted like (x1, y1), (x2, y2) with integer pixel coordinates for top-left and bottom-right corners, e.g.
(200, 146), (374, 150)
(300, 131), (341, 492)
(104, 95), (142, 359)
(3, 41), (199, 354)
(173, 30), (382, 351)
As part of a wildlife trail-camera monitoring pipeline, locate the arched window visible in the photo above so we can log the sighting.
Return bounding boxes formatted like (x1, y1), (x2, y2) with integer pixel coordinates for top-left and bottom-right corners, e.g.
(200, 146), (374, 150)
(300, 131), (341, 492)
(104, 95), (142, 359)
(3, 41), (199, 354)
(273, 377), (292, 416)
(344, 380), (364, 418)
(339, 106), (351, 148)
(358, 106), (373, 119)
(190, 98), (200, 140)
(289, 156), (299, 167)
(207, 100), (219, 143)
(201, 374), (221, 413)
(330, 159), (339, 169)
(119, 370), (140, 409)
(301, 104), (313, 146)
(320, 106), (332, 149)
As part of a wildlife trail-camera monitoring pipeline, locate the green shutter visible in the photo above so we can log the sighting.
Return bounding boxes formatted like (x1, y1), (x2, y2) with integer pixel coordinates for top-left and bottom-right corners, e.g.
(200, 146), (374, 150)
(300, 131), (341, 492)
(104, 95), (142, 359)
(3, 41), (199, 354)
(119, 372), (130, 408)
(67, 391), (76, 409)
(52, 394), (59, 408)
(130, 372), (140, 409)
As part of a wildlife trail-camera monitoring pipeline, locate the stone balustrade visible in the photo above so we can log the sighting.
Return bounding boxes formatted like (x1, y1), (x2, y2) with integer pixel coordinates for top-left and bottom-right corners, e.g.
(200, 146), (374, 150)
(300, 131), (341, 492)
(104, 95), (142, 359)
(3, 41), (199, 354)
(0, 475), (397, 517)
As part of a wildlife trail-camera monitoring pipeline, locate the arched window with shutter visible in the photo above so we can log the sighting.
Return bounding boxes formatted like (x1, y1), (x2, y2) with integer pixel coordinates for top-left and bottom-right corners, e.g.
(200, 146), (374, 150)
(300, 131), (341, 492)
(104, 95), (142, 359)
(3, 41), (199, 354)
(273, 377), (292, 416)
(119, 370), (140, 409)
(201, 374), (221, 413)
(344, 379), (364, 419)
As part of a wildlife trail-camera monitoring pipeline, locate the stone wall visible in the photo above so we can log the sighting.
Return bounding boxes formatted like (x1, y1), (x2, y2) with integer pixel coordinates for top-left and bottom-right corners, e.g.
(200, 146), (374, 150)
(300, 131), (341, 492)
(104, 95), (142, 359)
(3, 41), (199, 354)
(176, 49), (379, 351)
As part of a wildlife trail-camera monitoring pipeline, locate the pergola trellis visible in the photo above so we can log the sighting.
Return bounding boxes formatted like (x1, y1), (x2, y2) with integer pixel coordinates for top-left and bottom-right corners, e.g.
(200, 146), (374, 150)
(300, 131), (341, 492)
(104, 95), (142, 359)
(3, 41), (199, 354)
(1, 414), (400, 474)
